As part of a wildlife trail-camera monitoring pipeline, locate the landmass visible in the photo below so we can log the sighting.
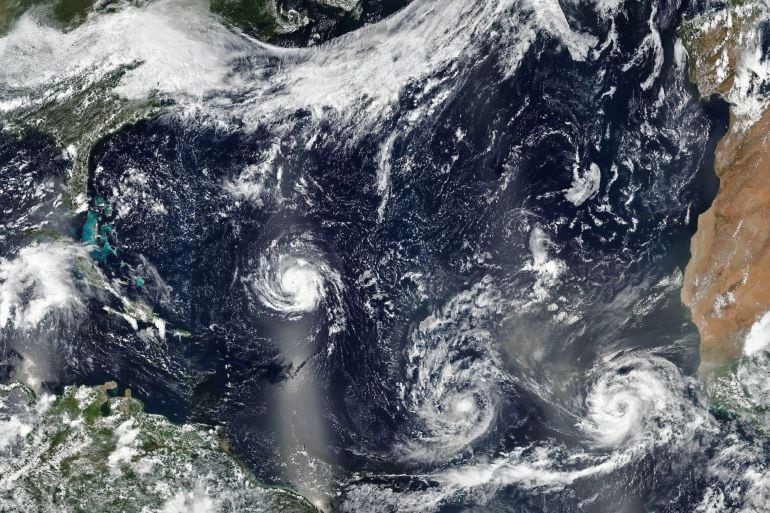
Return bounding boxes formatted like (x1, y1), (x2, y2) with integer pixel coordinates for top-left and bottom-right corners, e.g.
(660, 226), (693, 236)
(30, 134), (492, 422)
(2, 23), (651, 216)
(0, 381), (318, 512)
(680, 0), (770, 376)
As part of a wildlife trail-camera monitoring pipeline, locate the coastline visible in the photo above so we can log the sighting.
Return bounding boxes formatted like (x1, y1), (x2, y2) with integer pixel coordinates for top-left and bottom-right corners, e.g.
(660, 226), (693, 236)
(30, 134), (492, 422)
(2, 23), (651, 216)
(680, 0), (770, 377)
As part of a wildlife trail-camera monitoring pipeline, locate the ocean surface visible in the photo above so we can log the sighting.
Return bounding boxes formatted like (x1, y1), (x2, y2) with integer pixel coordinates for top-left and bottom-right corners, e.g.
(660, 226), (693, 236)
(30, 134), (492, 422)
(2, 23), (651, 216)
(2, 1), (768, 512)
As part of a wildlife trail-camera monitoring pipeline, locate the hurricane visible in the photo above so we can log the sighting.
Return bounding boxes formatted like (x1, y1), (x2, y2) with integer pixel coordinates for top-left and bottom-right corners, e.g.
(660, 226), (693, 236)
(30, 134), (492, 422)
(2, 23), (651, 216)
(579, 355), (707, 450)
(252, 253), (328, 317)
(398, 279), (505, 462)
(247, 234), (345, 327)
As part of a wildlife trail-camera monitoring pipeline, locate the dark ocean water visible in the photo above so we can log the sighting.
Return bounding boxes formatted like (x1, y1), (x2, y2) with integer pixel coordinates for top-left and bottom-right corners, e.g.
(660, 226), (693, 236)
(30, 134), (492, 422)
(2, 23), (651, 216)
(0, 0), (751, 511)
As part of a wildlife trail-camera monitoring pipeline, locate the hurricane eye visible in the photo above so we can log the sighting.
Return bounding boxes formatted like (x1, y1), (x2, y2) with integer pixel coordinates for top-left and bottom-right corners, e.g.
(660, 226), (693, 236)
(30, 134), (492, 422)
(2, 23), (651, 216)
(454, 398), (475, 413)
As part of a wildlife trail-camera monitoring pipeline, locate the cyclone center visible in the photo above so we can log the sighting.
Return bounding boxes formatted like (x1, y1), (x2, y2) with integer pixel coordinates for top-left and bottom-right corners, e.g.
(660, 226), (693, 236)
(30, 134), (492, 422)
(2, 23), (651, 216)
(280, 259), (323, 311)
(454, 397), (475, 414)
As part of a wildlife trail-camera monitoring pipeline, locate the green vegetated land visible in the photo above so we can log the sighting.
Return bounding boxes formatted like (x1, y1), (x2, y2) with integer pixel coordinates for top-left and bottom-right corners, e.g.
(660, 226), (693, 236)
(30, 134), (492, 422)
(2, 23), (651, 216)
(0, 382), (318, 512)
